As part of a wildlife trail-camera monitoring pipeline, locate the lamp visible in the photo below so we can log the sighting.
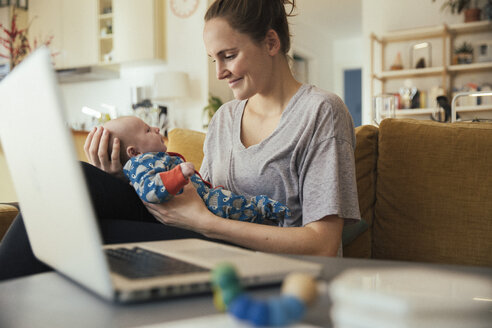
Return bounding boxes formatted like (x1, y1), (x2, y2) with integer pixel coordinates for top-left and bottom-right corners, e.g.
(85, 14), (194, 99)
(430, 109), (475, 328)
(152, 71), (190, 131)
(451, 91), (492, 122)
(152, 71), (190, 102)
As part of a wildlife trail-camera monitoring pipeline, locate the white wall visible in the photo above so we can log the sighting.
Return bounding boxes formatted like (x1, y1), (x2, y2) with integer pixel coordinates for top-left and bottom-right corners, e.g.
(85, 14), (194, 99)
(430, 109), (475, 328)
(61, 1), (209, 132)
(165, 0), (209, 131)
(332, 37), (363, 100)
(291, 21), (333, 92)
(361, 0), (489, 124)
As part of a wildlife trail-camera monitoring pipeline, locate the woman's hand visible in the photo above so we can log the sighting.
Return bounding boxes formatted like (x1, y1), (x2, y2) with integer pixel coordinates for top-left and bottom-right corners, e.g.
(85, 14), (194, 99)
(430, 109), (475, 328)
(144, 183), (214, 234)
(84, 126), (123, 177)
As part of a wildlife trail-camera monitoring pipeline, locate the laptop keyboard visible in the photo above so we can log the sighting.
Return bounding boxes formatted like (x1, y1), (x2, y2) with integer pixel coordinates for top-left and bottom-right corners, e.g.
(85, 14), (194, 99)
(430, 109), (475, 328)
(105, 247), (209, 279)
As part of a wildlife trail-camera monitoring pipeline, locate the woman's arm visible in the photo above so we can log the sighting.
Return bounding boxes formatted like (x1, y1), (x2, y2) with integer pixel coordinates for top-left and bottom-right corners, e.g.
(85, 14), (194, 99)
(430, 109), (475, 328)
(145, 184), (344, 256)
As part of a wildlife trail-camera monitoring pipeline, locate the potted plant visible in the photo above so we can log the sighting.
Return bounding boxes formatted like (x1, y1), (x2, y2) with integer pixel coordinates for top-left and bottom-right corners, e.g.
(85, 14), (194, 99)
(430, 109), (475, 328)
(432, 0), (482, 22)
(454, 41), (474, 64)
(203, 93), (223, 128)
(0, 7), (57, 71)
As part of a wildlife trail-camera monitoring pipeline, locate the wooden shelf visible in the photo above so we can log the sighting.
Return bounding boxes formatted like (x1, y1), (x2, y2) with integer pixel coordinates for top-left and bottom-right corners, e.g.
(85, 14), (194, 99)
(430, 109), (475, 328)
(448, 62), (492, 73)
(99, 13), (113, 20)
(99, 35), (113, 40)
(395, 104), (492, 117)
(395, 108), (435, 116)
(378, 21), (492, 43)
(375, 62), (492, 80)
(379, 25), (446, 42)
(448, 20), (492, 34)
(376, 66), (445, 80)
(455, 104), (492, 112)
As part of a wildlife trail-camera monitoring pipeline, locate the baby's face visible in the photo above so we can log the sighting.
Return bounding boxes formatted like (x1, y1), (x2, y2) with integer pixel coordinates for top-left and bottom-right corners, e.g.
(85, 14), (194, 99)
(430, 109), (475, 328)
(127, 117), (167, 154)
(108, 116), (167, 155)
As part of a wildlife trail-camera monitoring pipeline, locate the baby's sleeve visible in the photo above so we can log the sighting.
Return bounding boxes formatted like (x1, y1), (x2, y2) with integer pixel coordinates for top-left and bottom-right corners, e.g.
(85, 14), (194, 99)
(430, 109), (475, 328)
(159, 166), (189, 195)
(124, 155), (175, 203)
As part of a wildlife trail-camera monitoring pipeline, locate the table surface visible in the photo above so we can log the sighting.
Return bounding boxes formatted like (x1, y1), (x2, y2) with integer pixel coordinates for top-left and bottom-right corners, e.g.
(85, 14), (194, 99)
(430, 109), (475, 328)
(1, 255), (491, 328)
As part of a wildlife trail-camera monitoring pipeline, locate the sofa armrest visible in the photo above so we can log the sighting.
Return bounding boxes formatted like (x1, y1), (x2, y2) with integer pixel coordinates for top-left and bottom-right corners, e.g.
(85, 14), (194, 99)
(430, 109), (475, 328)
(0, 204), (18, 241)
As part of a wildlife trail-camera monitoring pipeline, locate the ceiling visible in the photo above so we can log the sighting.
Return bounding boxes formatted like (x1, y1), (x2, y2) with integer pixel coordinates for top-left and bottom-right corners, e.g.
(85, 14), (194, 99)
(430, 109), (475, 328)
(293, 0), (362, 39)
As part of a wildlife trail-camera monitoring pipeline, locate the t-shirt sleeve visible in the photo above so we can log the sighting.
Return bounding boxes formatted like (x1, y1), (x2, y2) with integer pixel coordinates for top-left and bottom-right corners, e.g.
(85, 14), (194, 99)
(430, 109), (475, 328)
(199, 111), (220, 183)
(199, 145), (211, 182)
(299, 137), (360, 226)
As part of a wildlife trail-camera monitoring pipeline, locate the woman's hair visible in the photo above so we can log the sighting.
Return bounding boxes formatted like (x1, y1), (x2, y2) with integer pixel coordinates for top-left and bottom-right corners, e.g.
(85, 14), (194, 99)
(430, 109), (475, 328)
(204, 0), (296, 55)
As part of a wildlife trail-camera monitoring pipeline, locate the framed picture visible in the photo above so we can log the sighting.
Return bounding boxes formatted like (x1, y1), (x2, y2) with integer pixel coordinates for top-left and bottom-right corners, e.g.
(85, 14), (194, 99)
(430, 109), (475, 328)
(474, 40), (492, 63)
(410, 42), (432, 69)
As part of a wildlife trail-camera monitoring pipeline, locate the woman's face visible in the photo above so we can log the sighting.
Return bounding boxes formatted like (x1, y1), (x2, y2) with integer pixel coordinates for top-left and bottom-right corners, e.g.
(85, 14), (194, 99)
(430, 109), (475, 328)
(203, 18), (273, 100)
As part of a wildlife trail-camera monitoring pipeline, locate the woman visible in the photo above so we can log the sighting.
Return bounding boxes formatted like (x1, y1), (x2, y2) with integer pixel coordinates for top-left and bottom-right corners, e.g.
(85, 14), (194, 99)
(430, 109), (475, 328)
(87, 0), (360, 256)
(0, 0), (359, 280)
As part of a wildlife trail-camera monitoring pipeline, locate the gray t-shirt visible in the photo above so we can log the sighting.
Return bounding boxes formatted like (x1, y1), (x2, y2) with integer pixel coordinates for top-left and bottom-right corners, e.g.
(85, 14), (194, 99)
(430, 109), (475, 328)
(200, 84), (361, 228)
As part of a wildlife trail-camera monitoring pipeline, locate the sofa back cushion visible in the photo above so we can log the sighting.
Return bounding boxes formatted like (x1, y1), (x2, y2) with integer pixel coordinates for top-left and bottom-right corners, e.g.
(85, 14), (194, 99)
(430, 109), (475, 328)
(374, 119), (492, 266)
(343, 125), (378, 258)
(167, 128), (206, 171)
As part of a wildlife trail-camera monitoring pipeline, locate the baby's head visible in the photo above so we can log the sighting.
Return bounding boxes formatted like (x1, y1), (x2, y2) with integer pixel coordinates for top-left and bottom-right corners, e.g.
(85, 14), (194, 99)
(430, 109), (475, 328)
(103, 116), (167, 164)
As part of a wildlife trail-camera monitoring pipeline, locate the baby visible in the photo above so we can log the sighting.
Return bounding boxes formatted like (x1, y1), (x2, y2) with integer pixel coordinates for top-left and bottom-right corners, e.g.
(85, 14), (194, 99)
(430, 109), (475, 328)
(103, 116), (290, 224)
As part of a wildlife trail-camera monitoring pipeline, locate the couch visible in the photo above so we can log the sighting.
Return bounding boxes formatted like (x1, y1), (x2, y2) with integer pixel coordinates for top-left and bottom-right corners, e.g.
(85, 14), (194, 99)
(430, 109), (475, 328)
(1, 119), (491, 267)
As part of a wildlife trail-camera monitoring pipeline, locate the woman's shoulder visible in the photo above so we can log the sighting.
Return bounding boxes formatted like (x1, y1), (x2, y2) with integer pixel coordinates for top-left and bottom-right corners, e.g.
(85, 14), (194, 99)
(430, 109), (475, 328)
(215, 98), (243, 118)
(293, 84), (355, 145)
(207, 99), (244, 131)
(298, 85), (347, 113)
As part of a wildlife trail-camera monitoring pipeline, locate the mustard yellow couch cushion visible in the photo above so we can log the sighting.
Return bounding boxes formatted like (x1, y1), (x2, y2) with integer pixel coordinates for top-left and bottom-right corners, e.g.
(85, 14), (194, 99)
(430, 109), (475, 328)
(374, 119), (492, 266)
(166, 128), (206, 172)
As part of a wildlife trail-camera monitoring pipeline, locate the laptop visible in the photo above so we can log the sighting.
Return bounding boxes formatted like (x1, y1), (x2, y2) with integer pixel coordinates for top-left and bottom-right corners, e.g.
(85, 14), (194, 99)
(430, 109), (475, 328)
(0, 47), (321, 303)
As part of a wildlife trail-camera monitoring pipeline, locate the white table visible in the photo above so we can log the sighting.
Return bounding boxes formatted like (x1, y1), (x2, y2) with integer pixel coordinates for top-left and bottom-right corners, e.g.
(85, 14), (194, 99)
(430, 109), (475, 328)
(1, 256), (491, 328)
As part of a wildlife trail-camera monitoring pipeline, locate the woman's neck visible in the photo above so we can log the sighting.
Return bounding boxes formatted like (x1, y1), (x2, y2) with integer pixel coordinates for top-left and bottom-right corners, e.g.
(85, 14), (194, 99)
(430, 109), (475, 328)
(247, 55), (302, 117)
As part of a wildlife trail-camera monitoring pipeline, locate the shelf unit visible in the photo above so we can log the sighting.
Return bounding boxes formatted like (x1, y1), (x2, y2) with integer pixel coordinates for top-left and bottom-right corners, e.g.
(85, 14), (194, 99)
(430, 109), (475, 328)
(395, 104), (492, 116)
(371, 20), (492, 121)
(98, 0), (114, 64)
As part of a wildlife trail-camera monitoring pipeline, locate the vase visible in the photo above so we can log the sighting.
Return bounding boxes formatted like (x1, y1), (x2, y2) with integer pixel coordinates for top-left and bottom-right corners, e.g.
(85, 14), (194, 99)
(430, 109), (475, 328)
(464, 8), (481, 22)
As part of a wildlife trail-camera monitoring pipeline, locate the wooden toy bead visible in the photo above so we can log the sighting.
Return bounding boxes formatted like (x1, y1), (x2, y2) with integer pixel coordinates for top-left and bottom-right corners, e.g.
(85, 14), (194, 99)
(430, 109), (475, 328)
(281, 272), (319, 305)
(213, 289), (226, 312)
(247, 300), (269, 326)
(211, 263), (242, 311)
(267, 297), (290, 326)
(211, 263), (240, 290)
(228, 294), (253, 320)
(278, 296), (305, 322)
(221, 285), (242, 307)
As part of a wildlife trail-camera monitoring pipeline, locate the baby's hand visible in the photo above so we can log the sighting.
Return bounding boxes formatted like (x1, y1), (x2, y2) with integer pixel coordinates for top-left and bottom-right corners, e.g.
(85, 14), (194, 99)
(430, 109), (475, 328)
(179, 162), (195, 179)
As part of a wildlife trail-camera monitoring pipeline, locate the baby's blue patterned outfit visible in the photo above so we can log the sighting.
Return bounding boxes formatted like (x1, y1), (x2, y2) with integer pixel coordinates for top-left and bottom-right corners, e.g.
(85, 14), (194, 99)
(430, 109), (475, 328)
(123, 152), (290, 224)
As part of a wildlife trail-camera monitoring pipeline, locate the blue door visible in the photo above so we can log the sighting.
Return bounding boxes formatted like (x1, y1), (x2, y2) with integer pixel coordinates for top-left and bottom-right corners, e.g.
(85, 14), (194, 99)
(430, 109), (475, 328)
(344, 68), (362, 127)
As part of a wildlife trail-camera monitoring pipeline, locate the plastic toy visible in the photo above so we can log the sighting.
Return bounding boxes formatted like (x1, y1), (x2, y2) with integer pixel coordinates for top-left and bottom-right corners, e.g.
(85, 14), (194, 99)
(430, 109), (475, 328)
(211, 263), (319, 327)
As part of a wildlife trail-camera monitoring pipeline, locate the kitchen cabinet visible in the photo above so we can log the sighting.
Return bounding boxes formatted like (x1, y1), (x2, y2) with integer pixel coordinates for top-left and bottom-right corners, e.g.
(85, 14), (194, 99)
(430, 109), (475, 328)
(29, 0), (98, 69)
(98, 0), (114, 64)
(112, 0), (165, 64)
(371, 21), (492, 121)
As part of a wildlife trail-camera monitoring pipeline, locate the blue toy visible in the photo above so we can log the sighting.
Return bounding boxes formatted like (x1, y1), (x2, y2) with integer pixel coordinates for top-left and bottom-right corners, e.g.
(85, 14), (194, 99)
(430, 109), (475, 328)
(211, 263), (318, 327)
